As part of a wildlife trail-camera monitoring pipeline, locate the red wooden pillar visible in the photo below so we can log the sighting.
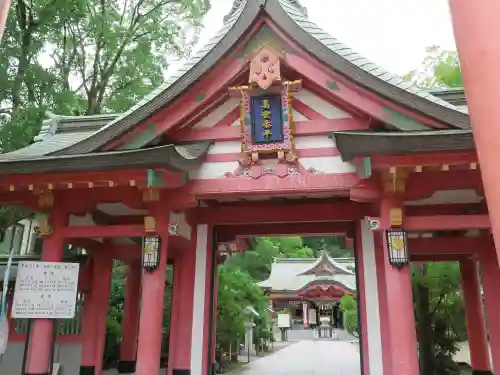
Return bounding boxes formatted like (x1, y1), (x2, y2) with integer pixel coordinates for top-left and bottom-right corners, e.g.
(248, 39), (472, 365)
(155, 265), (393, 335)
(0, 0), (10, 40)
(93, 253), (113, 375)
(167, 255), (183, 375)
(169, 242), (196, 375)
(80, 256), (98, 375)
(379, 197), (419, 375)
(190, 224), (215, 375)
(373, 233), (392, 375)
(25, 209), (68, 375)
(479, 245), (500, 375)
(210, 257), (219, 375)
(449, 0), (500, 265)
(135, 205), (170, 375)
(459, 258), (492, 374)
(118, 260), (142, 374)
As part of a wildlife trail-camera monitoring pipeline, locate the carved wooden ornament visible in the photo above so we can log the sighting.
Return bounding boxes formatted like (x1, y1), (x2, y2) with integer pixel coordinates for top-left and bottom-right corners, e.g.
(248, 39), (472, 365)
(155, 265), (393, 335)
(249, 46), (281, 89)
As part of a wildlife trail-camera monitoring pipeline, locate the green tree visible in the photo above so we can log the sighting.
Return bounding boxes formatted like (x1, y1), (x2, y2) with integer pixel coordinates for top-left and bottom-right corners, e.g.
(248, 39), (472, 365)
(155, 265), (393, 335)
(103, 262), (174, 368)
(216, 265), (270, 364)
(404, 46), (468, 375)
(339, 294), (358, 337)
(402, 45), (462, 89)
(413, 262), (465, 375)
(0, 0), (209, 230)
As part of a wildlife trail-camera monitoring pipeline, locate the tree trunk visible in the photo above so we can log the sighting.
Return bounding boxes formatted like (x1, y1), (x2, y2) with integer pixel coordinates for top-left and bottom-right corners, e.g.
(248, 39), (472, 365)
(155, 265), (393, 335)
(414, 263), (434, 375)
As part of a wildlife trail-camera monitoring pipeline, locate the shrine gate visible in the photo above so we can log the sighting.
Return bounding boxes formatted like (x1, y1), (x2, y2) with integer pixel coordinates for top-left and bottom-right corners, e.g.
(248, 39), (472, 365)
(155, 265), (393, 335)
(0, 1), (499, 375)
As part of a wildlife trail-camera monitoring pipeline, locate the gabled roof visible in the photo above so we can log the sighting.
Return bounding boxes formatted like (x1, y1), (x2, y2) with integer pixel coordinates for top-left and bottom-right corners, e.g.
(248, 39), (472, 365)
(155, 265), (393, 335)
(258, 255), (356, 292)
(43, 0), (469, 156)
(297, 250), (353, 276)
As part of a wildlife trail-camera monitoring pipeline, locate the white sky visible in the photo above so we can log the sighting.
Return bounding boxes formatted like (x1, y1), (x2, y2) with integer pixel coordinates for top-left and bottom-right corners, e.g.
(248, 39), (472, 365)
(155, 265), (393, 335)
(168, 0), (457, 76)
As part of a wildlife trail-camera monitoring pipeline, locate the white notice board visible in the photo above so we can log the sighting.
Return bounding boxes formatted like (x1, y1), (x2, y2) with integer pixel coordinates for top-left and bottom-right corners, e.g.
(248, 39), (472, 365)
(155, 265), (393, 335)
(12, 261), (80, 319)
(308, 309), (317, 325)
(277, 313), (291, 328)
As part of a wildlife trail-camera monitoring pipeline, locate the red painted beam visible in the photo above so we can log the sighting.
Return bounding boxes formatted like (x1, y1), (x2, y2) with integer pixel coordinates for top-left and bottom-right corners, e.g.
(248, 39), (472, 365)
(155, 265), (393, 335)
(292, 99), (326, 120)
(187, 173), (360, 198)
(192, 202), (373, 225)
(0, 169), (147, 187)
(409, 236), (487, 255)
(284, 53), (387, 120)
(370, 151), (478, 169)
(371, 214), (490, 231)
(213, 107), (240, 127)
(217, 222), (353, 241)
(406, 215), (490, 231)
(170, 117), (366, 142)
(106, 236), (190, 261)
(405, 204), (486, 216)
(61, 224), (147, 238)
(405, 170), (483, 201)
(410, 254), (469, 262)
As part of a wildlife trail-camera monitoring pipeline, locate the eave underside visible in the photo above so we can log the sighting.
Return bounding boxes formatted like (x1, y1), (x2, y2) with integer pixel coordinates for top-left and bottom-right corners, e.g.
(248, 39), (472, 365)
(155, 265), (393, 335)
(332, 130), (475, 161)
(0, 142), (212, 176)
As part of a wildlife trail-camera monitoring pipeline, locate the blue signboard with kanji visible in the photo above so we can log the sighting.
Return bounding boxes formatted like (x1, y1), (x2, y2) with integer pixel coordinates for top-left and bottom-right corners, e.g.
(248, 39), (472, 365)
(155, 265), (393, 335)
(250, 95), (283, 144)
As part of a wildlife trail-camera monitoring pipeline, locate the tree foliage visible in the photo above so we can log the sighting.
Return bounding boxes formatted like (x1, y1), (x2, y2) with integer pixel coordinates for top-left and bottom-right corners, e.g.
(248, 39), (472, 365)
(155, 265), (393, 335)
(0, 0), (209, 230)
(339, 294), (358, 337)
(402, 46), (462, 89)
(413, 262), (466, 375)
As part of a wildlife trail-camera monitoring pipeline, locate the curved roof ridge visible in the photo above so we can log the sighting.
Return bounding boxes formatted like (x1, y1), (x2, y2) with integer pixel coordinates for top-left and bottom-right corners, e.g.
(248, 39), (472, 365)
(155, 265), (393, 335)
(45, 0), (469, 156)
(277, 0), (467, 117)
(297, 250), (353, 276)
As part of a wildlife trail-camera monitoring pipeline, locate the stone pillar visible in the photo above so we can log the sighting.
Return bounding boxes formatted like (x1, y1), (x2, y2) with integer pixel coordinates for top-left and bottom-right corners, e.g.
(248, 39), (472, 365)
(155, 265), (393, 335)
(449, 0), (500, 265)
(478, 245), (500, 375)
(135, 208), (170, 375)
(459, 258), (492, 375)
(191, 224), (215, 375)
(379, 197), (419, 375)
(25, 210), (67, 375)
(302, 303), (309, 329)
(118, 260), (142, 374)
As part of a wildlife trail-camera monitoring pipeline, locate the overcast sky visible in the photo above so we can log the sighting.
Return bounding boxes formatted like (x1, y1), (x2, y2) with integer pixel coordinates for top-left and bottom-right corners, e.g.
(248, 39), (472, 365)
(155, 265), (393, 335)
(168, 0), (457, 76)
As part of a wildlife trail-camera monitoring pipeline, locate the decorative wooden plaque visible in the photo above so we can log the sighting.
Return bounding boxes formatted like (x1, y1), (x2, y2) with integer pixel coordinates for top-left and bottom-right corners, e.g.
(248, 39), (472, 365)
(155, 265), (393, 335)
(230, 45), (301, 167)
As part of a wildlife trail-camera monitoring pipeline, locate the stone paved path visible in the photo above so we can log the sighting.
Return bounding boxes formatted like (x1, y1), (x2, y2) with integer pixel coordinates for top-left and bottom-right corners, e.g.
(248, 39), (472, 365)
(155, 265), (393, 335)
(227, 340), (361, 375)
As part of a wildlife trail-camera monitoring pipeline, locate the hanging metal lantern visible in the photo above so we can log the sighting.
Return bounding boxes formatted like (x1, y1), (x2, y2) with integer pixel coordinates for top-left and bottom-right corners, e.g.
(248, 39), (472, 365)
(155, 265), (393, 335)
(142, 236), (161, 272)
(385, 229), (409, 268)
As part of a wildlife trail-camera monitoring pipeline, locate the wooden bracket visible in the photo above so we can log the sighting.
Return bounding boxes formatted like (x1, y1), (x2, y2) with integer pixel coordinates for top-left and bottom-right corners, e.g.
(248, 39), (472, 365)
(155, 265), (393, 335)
(144, 216), (157, 232)
(142, 188), (160, 202)
(383, 167), (408, 194)
(38, 217), (53, 237)
(37, 191), (54, 207)
(389, 207), (403, 227)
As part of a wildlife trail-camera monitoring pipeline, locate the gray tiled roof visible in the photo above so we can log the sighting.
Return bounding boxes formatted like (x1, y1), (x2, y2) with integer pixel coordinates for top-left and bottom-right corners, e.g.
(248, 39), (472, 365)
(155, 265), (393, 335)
(1, 0), (470, 160)
(1, 113), (119, 159)
(258, 256), (356, 292)
(278, 0), (466, 115)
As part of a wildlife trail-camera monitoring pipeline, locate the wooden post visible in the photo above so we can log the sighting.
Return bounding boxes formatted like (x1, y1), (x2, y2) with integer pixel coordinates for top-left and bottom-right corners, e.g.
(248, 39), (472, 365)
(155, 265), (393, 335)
(25, 209), (67, 375)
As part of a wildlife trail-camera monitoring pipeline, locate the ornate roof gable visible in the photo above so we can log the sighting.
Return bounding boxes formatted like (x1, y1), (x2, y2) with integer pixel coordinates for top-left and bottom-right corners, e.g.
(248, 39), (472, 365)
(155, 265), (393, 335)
(7, 0), (470, 159)
(297, 251), (353, 277)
